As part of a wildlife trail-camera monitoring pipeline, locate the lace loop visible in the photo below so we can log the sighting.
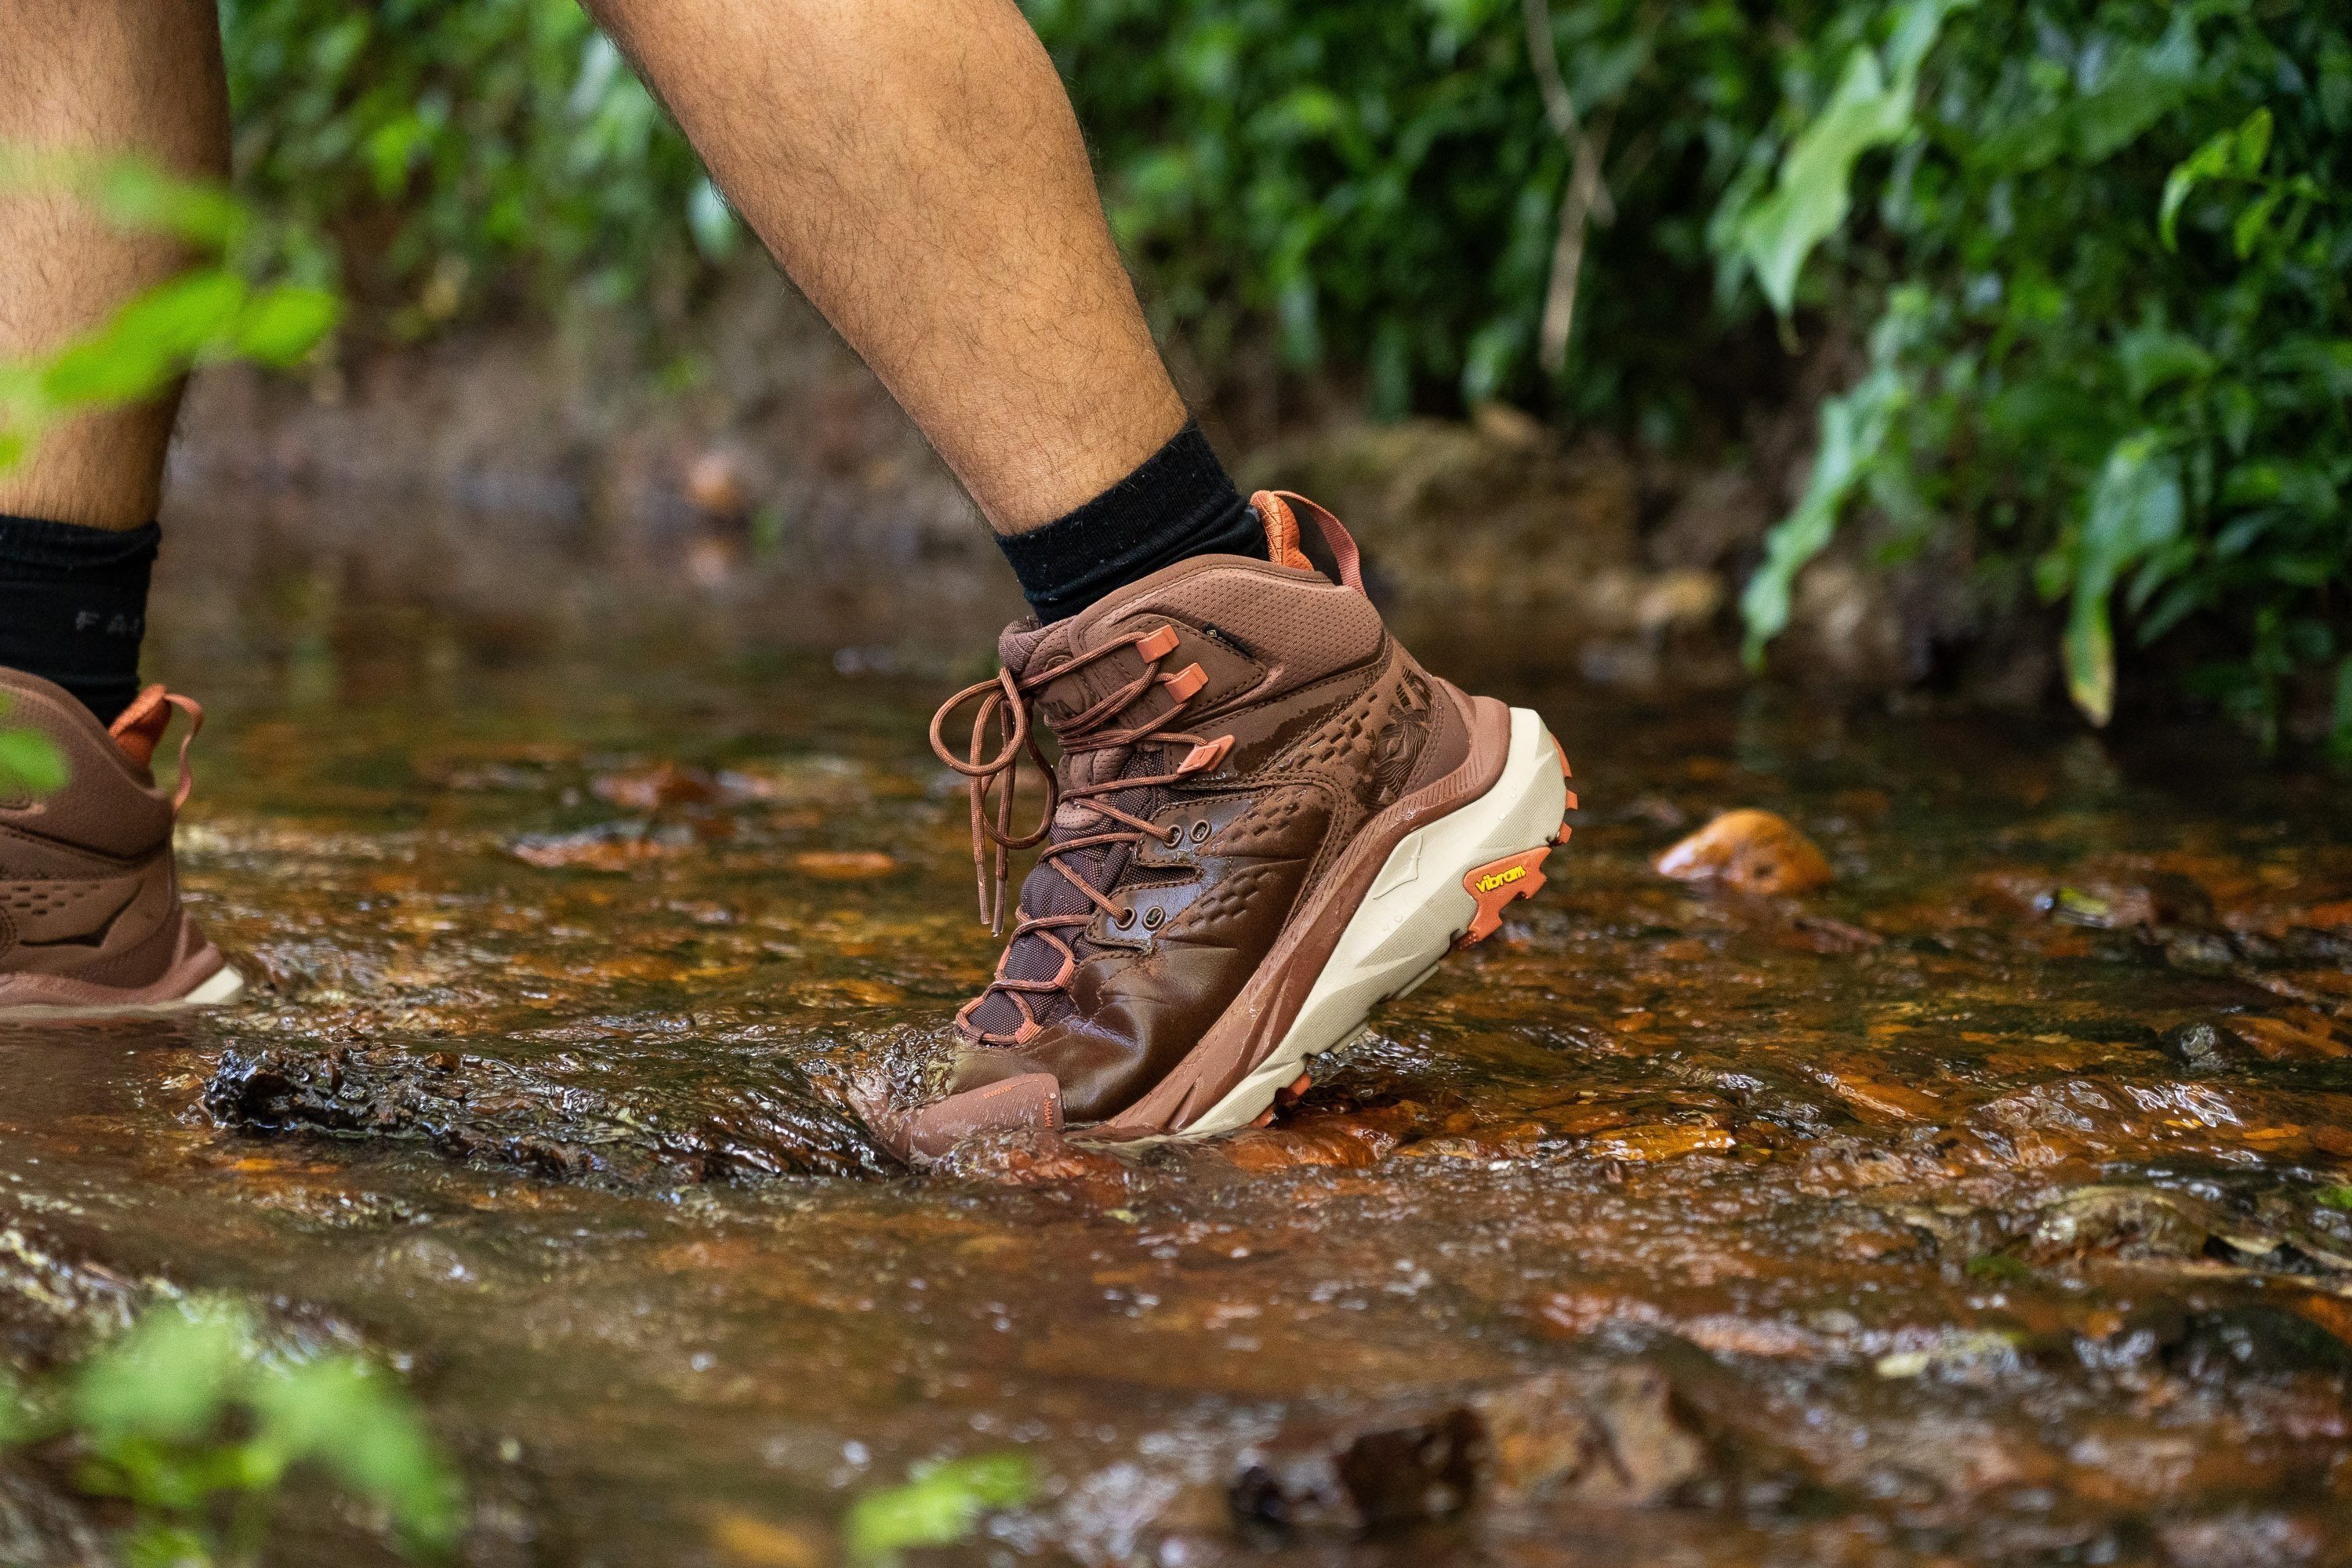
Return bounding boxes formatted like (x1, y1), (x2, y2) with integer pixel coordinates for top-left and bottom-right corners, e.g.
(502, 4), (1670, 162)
(928, 623), (1233, 1041)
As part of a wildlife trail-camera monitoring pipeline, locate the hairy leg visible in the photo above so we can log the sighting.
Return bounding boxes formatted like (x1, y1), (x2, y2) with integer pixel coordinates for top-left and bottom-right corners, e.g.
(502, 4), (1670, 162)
(0, 0), (230, 530)
(586, 0), (1187, 533)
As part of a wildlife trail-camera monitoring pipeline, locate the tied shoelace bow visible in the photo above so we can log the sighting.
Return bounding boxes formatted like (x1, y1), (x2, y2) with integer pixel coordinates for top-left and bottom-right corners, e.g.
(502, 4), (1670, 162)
(927, 623), (1235, 1046)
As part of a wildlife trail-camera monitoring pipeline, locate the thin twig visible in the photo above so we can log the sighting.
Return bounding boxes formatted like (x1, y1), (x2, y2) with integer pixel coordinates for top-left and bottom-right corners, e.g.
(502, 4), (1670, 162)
(1522, 0), (1616, 376)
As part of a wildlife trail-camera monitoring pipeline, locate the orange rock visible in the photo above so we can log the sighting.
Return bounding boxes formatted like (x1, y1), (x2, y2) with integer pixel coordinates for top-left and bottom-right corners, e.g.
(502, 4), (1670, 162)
(1588, 1123), (1735, 1162)
(1653, 809), (1833, 895)
(684, 448), (751, 517)
(789, 850), (896, 880)
(591, 761), (720, 811)
(1225, 1113), (1403, 1171)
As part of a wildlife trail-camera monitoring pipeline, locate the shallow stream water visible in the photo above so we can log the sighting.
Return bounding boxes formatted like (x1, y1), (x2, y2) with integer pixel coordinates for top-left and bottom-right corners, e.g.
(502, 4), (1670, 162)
(5, 494), (2352, 1566)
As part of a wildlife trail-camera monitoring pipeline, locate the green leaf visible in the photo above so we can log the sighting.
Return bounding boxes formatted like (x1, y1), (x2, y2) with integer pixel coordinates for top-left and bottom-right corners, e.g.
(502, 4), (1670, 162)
(2159, 125), (2237, 251)
(0, 728), (67, 798)
(844, 1454), (1036, 1568)
(2074, 13), (2199, 162)
(686, 177), (739, 263)
(2062, 433), (2183, 724)
(1733, 0), (1973, 315)
(250, 1356), (463, 1550)
(2118, 325), (2213, 403)
(39, 270), (249, 409)
(1741, 370), (1902, 660)
(2233, 106), (2274, 176)
(229, 286), (340, 366)
(2232, 187), (2284, 260)
(71, 1299), (255, 1447)
(0, 148), (247, 251)
(1740, 292), (1923, 662)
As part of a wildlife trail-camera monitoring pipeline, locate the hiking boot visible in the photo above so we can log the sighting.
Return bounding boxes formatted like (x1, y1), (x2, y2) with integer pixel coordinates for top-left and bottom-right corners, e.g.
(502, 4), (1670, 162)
(0, 669), (242, 1017)
(903, 491), (1572, 1156)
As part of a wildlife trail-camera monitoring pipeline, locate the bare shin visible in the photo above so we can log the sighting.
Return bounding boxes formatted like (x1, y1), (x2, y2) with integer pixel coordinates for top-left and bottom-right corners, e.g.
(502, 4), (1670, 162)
(587, 0), (1187, 532)
(0, 0), (230, 530)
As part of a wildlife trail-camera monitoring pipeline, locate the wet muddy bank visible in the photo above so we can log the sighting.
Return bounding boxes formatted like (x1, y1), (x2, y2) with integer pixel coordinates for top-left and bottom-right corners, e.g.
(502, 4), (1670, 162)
(170, 287), (2062, 713)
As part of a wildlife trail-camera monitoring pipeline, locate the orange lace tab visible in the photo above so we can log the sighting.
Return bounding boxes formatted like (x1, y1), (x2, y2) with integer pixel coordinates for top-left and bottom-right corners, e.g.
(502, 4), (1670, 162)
(107, 685), (205, 813)
(1135, 624), (1181, 661)
(1159, 662), (1207, 703)
(1250, 490), (1367, 595)
(1176, 735), (1233, 775)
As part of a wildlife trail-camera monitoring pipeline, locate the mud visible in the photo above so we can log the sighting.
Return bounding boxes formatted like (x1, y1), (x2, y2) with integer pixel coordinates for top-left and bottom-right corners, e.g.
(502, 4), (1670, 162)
(0, 491), (2348, 1565)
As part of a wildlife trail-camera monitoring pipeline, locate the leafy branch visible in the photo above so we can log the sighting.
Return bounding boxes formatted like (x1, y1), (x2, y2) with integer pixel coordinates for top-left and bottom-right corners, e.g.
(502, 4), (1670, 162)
(0, 147), (339, 474)
(2, 1298), (463, 1566)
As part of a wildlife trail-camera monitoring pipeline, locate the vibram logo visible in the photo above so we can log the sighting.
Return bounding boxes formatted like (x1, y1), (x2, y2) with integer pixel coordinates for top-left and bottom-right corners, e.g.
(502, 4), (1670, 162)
(1456, 846), (1552, 948)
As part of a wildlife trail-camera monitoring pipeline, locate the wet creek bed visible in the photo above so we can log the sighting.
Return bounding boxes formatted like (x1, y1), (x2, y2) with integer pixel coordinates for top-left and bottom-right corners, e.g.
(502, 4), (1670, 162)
(6, 509), (2352, 1566)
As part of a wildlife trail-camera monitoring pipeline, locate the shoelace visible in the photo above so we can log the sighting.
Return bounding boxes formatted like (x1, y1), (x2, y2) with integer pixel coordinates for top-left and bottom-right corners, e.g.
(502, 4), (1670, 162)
(928, 623), (1234, 1045)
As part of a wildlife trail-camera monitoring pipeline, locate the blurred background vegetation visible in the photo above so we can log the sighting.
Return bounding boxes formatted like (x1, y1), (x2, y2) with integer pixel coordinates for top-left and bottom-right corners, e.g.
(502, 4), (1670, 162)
(194, 1), (2343, 749)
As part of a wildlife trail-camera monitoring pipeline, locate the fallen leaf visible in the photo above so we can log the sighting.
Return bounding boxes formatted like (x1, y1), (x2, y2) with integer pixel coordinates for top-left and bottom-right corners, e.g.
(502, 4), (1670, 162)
(1654, 809), (1833, 895)
(708, 1511), (823, 1568)
(791, 851), (896, 880)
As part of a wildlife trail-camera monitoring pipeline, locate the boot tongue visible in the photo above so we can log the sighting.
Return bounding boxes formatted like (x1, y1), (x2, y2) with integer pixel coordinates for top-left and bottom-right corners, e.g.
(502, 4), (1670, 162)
(960, 616), (1163, 1045)
(1004, 614), (1166, 734)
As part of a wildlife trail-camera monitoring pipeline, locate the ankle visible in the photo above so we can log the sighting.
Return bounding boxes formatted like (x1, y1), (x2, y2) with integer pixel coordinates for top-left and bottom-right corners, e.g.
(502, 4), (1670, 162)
(993, 421), (1265, 623)
(0, 514), (158, 726)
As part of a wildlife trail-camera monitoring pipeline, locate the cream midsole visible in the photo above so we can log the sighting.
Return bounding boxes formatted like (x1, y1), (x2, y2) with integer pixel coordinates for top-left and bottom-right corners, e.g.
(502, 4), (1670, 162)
(0, 963), (245, 1022)
(1178, 708), (1568, 1138)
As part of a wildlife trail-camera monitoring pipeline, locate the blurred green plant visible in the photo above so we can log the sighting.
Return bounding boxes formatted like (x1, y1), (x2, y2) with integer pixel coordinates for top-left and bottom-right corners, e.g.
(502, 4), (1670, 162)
(0, 149), (339, 801)
(842, 1453), (1036, 1568)
(0, 149), (339, 473)
(1717, 1), (2350, 743)
(0, 697), (67, 800)
(221, 0), (731, 334)
(200, 2), (2352, 742)
(0, 1297), (463, 1566)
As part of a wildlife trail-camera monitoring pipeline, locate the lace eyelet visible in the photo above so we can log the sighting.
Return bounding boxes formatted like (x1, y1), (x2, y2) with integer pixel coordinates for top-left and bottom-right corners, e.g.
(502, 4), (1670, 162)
(1190, 821), (1210, 844)
(1142, 906), (1165, 930)
(1165, 825), (1185, 848)
(1113, 906), (1136, 929)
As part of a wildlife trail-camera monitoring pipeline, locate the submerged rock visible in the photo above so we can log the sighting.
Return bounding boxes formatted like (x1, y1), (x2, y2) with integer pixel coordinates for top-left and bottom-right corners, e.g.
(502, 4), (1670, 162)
(2169, 1305), (2352, 1385)
(1654, 811), (1834, 896)
(1472, 1366), (1707, 1508)
(1226, 1366), (1708, 1536)
(204, 1042), (895, 1185)
(1230, 1406), (1483, 1533)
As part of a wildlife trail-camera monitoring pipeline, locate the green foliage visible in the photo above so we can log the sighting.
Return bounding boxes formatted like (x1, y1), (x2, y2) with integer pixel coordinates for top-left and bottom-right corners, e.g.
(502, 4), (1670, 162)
(0, 698), (67, 800)
(842, 1453), (1036, 1568)
(1721, 1), (2351, 739)
(220, 0), (728, 330)
(2, 1298), (462, 1566)
(1736, 0), (1975, 318)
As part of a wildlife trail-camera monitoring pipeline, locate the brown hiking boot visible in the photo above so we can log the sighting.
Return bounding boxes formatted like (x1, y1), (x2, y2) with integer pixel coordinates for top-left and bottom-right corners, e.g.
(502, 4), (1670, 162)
(902, 492), (1572, 1156)
(0, 669), (242, 1018)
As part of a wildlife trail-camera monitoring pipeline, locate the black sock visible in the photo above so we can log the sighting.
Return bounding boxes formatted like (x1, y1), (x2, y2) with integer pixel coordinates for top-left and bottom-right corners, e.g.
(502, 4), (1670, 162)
(996, 420), (1264, 622)
(0, 515), (158, 726)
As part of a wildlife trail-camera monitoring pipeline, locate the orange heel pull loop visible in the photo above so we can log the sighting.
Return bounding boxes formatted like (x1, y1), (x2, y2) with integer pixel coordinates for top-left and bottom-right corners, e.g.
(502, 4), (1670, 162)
(108, 685), (205, 815)
(1248, 490), (1367, 596)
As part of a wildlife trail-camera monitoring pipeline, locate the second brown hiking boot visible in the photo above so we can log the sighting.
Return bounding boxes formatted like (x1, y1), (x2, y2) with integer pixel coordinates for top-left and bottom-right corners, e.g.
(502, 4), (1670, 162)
(903, 492), (1572, 1156)
(0, 669), (241, 1018)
